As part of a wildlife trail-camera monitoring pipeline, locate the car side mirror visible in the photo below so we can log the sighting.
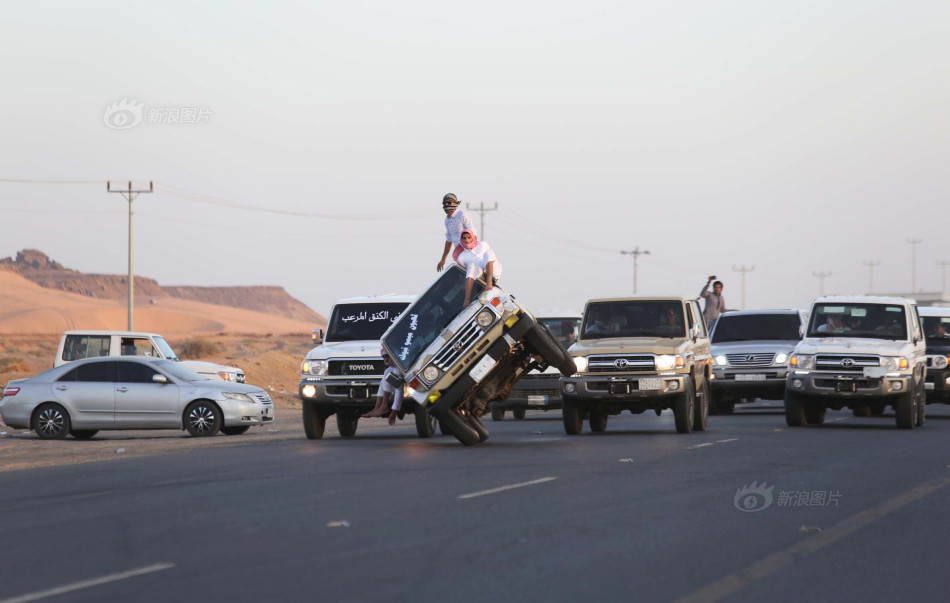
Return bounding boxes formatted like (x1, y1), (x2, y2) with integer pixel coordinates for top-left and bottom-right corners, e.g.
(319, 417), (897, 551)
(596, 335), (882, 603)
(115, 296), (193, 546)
(312, 328), (323, 344)
(152, 374), (168, 384)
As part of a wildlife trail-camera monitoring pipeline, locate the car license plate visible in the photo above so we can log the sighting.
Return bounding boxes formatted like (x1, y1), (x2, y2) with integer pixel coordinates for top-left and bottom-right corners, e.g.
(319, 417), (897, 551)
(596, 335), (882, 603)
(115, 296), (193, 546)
(469, 355), (496, 383)
(735, 374), (767, 382)
(527, 395), (548, 405)
(348, 387), (370, 399)
(638, 378), (661, 391)
(835, 380), (856, 393)
(925, 382), (934, 391)
(609, 383), (631, 395)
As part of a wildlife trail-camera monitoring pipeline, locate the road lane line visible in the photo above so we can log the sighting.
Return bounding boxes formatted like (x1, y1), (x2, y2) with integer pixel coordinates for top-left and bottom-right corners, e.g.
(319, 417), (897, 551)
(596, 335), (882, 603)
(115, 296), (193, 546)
(687, 443), (715, 449)
(0, 563), (175, 603)
(674, 475), (950, 603)
(716, 438), (739, 443)
(458, 477), (557, 499)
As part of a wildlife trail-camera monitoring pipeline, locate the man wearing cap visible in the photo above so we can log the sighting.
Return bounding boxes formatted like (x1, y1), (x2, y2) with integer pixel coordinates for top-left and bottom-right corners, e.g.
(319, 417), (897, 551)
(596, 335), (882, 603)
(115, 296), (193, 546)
(436, 193), (477, 272)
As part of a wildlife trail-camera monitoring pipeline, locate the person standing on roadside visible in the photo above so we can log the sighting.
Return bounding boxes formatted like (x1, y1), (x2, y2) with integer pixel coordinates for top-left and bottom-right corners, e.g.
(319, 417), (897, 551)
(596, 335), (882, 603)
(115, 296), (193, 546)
(436, 193), (476, 272)
(700, 276), (726, 330)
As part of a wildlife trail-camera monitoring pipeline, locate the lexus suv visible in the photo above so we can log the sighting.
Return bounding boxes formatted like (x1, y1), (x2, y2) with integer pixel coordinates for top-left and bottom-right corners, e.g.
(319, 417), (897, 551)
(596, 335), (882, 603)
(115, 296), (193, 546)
(920, 306), (950, 404)
(559, 297), (713, 435)
(381, 265), (575, 446)
(709, 310), (806, 414)
(786, 296), (926, 428)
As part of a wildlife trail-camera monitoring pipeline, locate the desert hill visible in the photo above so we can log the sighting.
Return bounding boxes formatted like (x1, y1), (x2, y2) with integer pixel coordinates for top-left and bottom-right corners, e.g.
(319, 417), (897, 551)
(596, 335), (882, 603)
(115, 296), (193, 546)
(1, 249), (324, 327)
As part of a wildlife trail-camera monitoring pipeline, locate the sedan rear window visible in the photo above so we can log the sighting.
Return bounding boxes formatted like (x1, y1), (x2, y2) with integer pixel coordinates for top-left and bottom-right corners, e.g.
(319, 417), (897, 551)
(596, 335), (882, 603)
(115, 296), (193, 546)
(60, 361), (116, 383)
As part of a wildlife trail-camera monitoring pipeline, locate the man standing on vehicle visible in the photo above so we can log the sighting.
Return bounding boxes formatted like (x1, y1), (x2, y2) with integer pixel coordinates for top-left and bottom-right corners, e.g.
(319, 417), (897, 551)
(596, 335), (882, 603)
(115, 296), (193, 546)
(436, 193), (477, 272)
(700, 276), (726, 331)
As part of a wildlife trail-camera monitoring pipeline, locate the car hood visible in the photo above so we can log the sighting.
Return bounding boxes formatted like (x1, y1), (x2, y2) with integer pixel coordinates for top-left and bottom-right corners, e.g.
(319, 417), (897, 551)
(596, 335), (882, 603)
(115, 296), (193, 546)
(711, 340), (799, 355)
(306, 340), (381, 361)
(181, 360), (243, 374)
(181, 381), (266, 396)
(795, 337), (913, 356)
(570, 337), (690, 356)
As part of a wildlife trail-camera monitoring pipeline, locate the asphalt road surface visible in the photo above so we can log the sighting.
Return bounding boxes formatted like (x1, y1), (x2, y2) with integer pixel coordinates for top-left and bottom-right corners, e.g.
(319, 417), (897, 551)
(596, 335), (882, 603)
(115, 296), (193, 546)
(1, 402), (949, 603)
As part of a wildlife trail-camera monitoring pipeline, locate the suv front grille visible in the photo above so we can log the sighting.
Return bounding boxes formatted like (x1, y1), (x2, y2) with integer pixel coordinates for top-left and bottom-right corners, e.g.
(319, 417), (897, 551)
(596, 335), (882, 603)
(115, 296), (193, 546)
(725, 353), (775, 367)
(432, 320), (483, 371)
(588, 355), (655, 373)
(816, 354), (880, 373)
(328, 359), (386, 377)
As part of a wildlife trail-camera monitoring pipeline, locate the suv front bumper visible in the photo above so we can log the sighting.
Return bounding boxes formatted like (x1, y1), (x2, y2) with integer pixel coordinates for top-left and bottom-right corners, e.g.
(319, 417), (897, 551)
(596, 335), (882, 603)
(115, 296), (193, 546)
(560, 374), (688, 402)
(298, 377), (381, 406)
(786, 372), (912, 399)
(925, 367), (950, 400)
(712, 368), (788, 398)
(496, 375), (562, 410)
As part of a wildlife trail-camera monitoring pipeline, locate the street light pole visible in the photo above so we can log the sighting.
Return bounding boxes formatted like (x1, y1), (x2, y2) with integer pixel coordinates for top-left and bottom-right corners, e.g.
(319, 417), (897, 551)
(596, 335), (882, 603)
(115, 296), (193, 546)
(107, 181), (153, 330)
(862, 260), (880, 294)
(907, 238), (923, 293)
(938, 260), (950, 295)
(812, 271), (831, 296)
(732, 265), (754, 309)
(620, 247), (650, 294)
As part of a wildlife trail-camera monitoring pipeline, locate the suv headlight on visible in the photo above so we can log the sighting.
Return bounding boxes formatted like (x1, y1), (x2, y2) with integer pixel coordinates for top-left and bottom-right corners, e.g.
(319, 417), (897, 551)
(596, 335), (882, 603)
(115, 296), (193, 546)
(656, 355), (686, 371)
(773, 353), (788, 366)
(573, 356), (588, 372)
(790, 354), (814, 370)
(476, 310), (495, 328)
(715, 355), (728, 366)
(223, 392), (254, 403)
(302, 360), (328, 376)
(422, 365), (441, 382)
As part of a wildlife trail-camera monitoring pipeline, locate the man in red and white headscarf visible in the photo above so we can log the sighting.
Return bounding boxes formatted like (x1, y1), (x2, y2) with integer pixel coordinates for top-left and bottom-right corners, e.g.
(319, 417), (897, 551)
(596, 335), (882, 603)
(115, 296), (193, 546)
(457, 229), (503, 307)
(436, 193), (477, 272)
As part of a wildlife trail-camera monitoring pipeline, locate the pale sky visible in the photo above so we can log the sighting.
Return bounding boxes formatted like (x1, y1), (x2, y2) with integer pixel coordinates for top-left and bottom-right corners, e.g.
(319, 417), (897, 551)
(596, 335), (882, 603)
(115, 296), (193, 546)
(2, 0), (948, 320)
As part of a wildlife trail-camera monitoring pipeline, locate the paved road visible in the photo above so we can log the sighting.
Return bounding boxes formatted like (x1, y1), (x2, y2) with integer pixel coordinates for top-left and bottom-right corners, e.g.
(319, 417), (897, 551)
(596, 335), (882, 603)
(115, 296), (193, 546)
(1, 402), (948, 603)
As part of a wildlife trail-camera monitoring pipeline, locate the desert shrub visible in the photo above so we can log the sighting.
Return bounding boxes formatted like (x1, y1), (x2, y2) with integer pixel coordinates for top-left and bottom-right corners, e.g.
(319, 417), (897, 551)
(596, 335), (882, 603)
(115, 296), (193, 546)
(0, 356), (29, 374)
(177, 339), (222, 359)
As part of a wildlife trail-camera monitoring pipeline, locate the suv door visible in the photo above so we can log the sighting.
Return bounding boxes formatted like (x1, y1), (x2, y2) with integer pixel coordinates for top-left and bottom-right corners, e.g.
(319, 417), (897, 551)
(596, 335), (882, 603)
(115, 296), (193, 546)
(54, 362), (116, 427)
(115, 360), (181, 428)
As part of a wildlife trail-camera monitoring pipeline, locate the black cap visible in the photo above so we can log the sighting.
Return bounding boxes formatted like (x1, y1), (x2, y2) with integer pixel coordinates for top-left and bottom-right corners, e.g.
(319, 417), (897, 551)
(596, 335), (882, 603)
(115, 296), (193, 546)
(442, 193), (459, 205)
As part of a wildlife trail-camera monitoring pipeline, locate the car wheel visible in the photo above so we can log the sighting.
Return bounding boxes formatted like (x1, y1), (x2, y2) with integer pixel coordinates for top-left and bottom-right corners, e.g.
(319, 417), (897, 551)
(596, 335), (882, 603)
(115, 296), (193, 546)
(588, 405), (608, 433)
(184, 401), (222, 437)
(491, 406), (506, 421)
(804, 405), (825, 425)
(895, 386), (916, 429)
(336, 410), (359, 437)
(524, 321), (576, 376)
(70, 429), (98, 440)
(513, 408), (527, 420)
(221, 426), (251, 436)
(852, 406), (871, 417)
(673, 378), (695, 434)
(414, 404), (437, 438)
(784, 391), (807, 427)
(302, 402), (326, 440)
(32, 403), (71, 440)
(562, 399), (583, 435)
(693, 376), (710, 432)
(436, 409), (481, 445)
(915, 378), (926, 427)
(438, 418), (451, 436)
(467, 415), (490, 443)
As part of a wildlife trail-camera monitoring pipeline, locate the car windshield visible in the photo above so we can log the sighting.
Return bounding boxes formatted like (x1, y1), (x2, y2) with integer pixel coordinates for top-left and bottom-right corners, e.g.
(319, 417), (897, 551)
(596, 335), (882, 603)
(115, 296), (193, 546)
(325, 302), (411, 342)
(712, 313), (802, 343)
(922, 316), (950, 344)
(153, 359), (208, 382)
(153, 336), (179, 361)
(581, 301), (686, 339)
(807, 303), (907, 340)
(384, 267), (485, 372)
(539, 317), (581, 348)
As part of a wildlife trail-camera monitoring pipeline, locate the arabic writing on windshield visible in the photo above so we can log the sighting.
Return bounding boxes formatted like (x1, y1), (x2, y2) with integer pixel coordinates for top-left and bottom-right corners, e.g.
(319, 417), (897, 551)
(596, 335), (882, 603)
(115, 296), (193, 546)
(326, 303), (410, 342)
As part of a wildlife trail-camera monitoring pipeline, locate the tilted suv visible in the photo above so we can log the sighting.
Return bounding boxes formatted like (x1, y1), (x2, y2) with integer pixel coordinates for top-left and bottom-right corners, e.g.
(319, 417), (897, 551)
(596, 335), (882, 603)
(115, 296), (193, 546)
(918, 306), (950, 404)
(559, 297), (713, 434)
(786, 296), (926, 428)
(709, 310), (806, 414)
(381, 265), (575, 446)
(298, 295), (420, 439)
(490, 312), (581, 421)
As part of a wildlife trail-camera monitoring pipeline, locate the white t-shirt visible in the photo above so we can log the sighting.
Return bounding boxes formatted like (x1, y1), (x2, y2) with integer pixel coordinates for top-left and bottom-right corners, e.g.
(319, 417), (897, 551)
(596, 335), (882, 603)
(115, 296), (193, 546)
(457, 241), (502, 280)
(444, 210), (476, 244)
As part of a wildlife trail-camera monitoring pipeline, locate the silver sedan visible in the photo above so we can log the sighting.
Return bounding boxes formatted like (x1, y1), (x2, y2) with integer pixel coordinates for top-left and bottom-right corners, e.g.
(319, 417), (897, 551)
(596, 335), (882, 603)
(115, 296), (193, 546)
(1, 357), (274, 439)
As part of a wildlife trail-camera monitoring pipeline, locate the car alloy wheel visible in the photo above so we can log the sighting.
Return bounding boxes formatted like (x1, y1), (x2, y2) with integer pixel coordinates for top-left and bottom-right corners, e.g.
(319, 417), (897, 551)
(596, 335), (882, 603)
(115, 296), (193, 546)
(185, 402), (221, 437)
(35, 405), (69, 439)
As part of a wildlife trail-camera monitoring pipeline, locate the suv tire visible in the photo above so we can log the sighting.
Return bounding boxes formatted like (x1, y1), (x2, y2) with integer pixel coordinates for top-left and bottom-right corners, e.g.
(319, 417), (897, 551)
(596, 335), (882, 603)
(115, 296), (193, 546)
(693, 376), (710, 432)
(302, 402), (326, 440)
(915, 379), (926, 427)
(562, 399), (583, 435)
(513, 409), (527, 420)
(804, 405), (826, 425)
(784, 391), (807, 427)
(438, 409), (482, 446)
(468, 415), (490, 442)
(673, 378), (695, 434)
(415, 405), (438, 438)
(895, 386), (916, 429)
(490, 406), (506, 421)
(525, 322), (576, 376)
(336, 410), (359, 437)
(588, 405), (608, 433)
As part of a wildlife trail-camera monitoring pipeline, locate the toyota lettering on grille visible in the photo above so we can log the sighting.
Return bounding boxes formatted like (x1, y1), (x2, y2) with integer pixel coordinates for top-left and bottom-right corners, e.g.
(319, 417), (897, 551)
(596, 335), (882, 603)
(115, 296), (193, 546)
(349, 364), (375, 372)
(614, 358), (629, 369)
(840, 358), (854, 368)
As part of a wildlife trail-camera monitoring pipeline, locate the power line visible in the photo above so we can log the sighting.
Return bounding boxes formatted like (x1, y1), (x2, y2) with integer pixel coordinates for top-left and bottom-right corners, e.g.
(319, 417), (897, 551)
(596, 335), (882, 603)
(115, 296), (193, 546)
(862, 260), (880, 293)
(812, 271), (832, 296)
(732, 265), (754, 310)
(465, 201), (498, 239)
(107, 181), (153, 331)
(620, 248), (650, 294)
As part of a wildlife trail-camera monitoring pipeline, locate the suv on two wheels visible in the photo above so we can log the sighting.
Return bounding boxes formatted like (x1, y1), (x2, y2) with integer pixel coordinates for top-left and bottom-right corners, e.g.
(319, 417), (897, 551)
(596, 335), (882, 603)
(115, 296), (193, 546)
(919, 306), (950, 404)
(785, 296), (927, 429)
(559, 297), (713, 435)
(381, 265), (575, 446)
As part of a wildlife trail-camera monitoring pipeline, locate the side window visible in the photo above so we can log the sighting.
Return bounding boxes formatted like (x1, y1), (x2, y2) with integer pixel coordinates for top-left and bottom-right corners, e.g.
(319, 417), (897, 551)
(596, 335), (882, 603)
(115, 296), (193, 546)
(692, 303), (708, 337)
(76, 362), (116, 383)
(117, 361), (160, 384)
(58, 367), (79, 382)
(685, 304), (696, 329)
(62, 335), (111, 361)
(121, 338), (158, 357)
(910, 306), (922, 341)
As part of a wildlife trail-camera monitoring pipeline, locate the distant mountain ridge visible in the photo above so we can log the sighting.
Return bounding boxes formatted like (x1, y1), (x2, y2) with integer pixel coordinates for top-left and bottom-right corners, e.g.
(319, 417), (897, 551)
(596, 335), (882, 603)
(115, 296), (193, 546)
(1, 249), (324, 325)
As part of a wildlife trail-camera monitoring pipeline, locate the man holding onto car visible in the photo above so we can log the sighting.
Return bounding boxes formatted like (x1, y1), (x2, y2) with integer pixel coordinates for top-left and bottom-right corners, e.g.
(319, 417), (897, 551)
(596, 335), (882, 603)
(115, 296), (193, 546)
(436, 193), (477, 272)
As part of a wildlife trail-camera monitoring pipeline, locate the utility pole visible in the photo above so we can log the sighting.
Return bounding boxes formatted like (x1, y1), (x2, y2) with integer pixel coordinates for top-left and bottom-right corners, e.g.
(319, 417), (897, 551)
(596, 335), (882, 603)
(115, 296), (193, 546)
(465, 202), (498, 239)
(937, 260), (950, 295)
(732, 265), (754, 310)
(812, 271), (831, 296)
(107, 180), (153, 330)
(620, 247), (650, 294)
(907, 238), (923, 293)
(862, 260), (881, 294)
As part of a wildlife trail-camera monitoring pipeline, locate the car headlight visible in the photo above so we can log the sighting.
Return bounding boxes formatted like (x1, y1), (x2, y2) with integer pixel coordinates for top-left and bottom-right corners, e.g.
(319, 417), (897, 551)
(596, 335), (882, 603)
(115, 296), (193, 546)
(715, 355), (728, 366)
(656, 355), (685, 371)
(303, 360), (328, 376)
(223, 392), (254, 403)
(301, 385), (317, 398)
(933, 355), (949, 369)
(217, 371), (234, 381)
(773, 353), (788, 366)
(881, 357), (900, 371)
(790, 354), (814, 370)
(422, 365), (440, 382)
(476, 310), (495, 328)
(573, 356), (588, 372)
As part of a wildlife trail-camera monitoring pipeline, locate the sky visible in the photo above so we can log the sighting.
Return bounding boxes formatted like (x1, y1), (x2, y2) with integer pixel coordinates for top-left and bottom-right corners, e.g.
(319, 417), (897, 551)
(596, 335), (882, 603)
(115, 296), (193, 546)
(1, 0), (948, 320)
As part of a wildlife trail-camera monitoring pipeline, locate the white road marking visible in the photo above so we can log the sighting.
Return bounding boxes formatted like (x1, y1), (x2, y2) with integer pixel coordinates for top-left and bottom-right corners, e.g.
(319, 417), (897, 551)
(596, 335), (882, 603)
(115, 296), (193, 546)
(0, 563), (175, 603)
(688, 438), (739, 450)
(716, 438), (739, 443)
(458, 477), (557, 499)
(689, 443), (715, 449)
